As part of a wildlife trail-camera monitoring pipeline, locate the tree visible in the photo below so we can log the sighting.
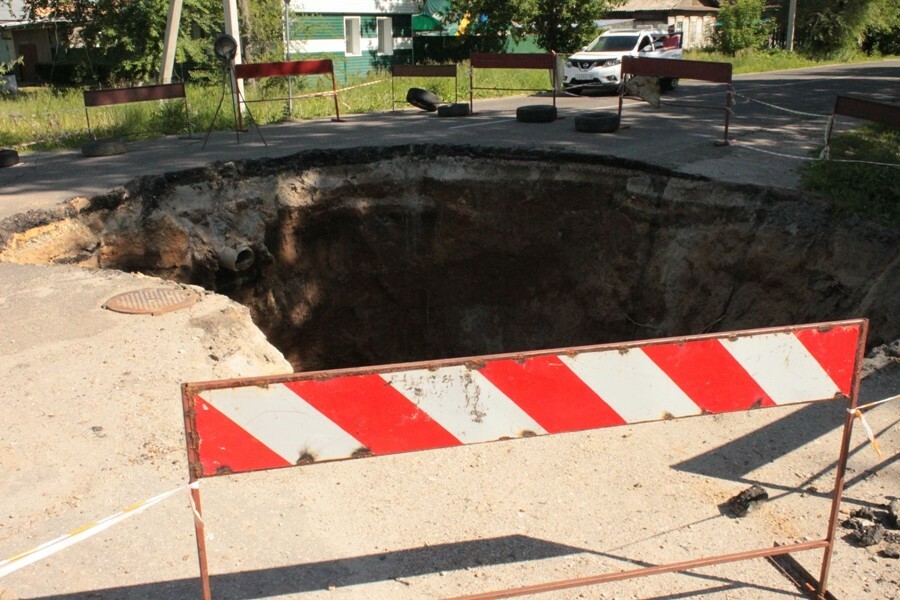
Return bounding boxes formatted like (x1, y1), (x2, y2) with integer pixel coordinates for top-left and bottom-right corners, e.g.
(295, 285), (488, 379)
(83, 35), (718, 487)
(712, 0), (768, 55)
(444, 0), (614, 53)
(791, 0), (896, 55)
(442, 0), (522, 52)
(10, 0), (282, 84)
(522, 0), (609, 54)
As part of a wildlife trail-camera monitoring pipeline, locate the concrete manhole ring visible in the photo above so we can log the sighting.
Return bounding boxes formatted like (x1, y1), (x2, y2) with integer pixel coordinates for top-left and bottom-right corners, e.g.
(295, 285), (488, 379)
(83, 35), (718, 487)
(103, 287), (199, 315)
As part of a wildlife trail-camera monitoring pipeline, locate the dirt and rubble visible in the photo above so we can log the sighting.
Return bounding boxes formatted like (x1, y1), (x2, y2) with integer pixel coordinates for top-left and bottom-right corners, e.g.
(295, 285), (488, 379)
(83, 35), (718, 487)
(0, 145), (898, 599)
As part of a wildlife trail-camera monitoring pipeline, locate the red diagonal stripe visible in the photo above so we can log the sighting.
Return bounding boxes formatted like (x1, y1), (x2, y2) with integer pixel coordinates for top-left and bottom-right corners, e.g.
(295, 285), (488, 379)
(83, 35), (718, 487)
(284, 375), (461, 456)
(478, 356), (626, 433)
(193, 395), (291, 476)
(794, 325), (861, 396)
(643, 340), (776, 412)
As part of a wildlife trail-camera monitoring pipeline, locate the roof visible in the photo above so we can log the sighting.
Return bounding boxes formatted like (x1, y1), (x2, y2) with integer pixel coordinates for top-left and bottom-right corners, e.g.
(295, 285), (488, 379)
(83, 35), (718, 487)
(0, 0), (26, 22)
(607, 0), (719, 13)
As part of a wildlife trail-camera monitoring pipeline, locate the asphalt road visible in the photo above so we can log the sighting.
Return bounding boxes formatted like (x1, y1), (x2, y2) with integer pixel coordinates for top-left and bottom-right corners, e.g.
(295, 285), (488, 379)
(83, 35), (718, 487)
(0, 59), (897, 221)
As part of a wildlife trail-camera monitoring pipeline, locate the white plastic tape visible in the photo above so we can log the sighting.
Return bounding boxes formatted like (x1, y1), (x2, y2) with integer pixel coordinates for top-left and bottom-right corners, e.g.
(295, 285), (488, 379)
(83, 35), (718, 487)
(0, 483), (193, 579)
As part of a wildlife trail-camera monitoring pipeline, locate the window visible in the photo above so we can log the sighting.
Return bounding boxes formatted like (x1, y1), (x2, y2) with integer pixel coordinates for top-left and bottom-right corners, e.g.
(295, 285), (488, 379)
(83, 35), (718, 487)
(377, 17), (393, 55)
(344, 16), (361, 56)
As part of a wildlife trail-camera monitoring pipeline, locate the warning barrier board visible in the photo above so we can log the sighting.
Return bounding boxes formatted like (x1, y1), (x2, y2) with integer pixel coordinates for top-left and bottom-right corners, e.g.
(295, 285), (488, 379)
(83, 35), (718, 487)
(182, 319), (866, 599)
(184, 321), (860, 478)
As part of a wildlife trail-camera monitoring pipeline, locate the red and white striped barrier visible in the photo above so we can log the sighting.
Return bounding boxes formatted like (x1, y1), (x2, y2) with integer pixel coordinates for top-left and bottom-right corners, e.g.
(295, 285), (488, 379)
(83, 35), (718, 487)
(185, 321), (861, 478)
(182, 319), (867, 600)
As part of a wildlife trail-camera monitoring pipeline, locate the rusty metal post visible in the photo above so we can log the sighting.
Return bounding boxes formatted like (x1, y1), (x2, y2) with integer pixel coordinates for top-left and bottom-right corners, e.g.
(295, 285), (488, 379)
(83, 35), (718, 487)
(84, 106), (94, 140)
(720, 84), (734, 146)
(190, 482), (212, 600)
(469, 63), (474, 114)
(183, 384), (212, 600)
(551, 52), (557, 108)
(817, 320), (868, 598)
(330, 72), (344, 122)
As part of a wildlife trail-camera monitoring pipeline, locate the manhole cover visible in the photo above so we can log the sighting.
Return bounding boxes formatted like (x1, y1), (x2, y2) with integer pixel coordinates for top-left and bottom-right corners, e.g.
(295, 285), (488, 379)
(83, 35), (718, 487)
(104, 288), (199, 316)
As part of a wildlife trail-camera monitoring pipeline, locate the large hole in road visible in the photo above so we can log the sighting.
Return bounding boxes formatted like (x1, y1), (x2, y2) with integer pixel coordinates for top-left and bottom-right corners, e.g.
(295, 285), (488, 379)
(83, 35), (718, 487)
(1, 145), (897, 371)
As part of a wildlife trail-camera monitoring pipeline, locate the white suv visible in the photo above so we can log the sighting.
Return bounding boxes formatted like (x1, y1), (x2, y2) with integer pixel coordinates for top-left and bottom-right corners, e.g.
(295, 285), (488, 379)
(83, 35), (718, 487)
(563, 28), (683, 93)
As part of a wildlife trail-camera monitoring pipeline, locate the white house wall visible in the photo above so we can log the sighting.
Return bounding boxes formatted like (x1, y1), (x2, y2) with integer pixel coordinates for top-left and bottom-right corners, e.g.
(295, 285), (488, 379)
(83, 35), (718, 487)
(289, 37), (412, 54)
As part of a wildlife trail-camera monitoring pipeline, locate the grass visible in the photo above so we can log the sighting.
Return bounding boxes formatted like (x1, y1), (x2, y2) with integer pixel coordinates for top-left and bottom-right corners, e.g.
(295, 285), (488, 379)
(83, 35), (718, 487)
(0, 50), (894, 151)
(682, 47), (893, 74)
(0, 64), (552, 151)
(799, 125), (900, 229)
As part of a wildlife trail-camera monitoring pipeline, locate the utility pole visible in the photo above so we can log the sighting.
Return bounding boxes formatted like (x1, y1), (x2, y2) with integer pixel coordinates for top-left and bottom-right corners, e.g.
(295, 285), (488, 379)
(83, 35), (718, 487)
(786, 0), (797, 51)
(159, 0), (184, 83)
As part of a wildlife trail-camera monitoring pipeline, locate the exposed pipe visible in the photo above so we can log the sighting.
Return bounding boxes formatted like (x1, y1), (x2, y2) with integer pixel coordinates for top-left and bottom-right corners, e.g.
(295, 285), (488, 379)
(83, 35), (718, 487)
(216, 244), (255, 271)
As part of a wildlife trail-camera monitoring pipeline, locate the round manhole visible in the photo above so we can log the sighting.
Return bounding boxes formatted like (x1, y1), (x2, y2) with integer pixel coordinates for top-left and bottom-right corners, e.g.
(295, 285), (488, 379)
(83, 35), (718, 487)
(104, 287), (199, 316)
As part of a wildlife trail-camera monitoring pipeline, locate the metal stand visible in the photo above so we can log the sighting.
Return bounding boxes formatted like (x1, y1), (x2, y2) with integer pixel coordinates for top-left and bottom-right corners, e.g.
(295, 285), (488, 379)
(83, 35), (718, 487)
(202, 60), (267, 150)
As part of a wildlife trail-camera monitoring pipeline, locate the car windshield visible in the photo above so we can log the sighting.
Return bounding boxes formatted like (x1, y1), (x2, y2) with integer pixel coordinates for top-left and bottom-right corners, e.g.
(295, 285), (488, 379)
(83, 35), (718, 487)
(585, 35), (639, 52)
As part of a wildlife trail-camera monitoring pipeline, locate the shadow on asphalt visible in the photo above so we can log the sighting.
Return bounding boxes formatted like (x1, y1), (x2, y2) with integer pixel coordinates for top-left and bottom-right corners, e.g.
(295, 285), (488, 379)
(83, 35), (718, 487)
(31, 535), (587, 599)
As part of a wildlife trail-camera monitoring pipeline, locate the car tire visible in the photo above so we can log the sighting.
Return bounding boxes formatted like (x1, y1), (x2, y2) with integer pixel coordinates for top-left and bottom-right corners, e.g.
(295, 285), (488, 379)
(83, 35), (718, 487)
(406, 88), (440, 112)
(0, 148), (20, 168)
(661, 78), (679, 92)
(437, 103), (470, 118)
(574, 111), (620, 134)
(516, 104), (557, 123)
(82, 139), (128, 157)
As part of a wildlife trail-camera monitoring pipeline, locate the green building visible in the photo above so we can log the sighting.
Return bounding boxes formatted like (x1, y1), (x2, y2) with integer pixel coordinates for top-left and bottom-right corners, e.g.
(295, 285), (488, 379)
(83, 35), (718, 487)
(288, 1), (438, 82)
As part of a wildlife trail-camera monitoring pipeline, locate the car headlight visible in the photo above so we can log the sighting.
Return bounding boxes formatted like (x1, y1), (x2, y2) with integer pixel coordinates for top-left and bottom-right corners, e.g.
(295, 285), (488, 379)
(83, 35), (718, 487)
(565, 60), (573, 68)
(602, 58), (621, 67)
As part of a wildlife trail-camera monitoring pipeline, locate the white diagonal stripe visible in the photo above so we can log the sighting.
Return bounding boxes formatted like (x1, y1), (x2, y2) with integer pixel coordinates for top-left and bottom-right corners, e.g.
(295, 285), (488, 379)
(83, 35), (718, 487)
(721, 332), (840, 405)
(202, 385), (362, 463)
(559, 349), (701, 423)
(383, 367), (547, 443)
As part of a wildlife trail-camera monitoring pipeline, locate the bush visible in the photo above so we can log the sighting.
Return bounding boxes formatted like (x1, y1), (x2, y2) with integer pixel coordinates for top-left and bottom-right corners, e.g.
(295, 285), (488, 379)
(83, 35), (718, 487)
(713, 0), (769, 55)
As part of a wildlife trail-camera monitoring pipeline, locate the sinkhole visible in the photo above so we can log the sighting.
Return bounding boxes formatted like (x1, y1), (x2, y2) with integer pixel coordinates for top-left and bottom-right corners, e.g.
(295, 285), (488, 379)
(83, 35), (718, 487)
(1, 145), (897, 371)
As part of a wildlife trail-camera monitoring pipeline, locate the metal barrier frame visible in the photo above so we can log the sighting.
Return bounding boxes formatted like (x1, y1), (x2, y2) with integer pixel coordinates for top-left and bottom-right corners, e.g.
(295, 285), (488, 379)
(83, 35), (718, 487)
(233, 59), (344, 122)
(391, 64), (458, 111)
(83, 82), (192, 139)
(619, 57), (734, 145)
(182, 319), (867, 599)
(823, 95), (900, 158)
(469, 53), (557, 115)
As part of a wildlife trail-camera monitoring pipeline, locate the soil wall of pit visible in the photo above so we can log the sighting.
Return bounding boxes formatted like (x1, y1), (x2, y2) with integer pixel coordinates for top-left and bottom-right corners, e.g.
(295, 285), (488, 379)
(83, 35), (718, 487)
(1, 146), (897, 371)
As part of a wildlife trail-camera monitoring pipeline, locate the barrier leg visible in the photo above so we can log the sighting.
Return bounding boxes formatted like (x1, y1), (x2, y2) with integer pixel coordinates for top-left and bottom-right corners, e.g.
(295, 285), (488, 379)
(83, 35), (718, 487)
(84, 108), (95, 140)
(190, 482), (212, 600)
(469, 66), (474, 114)
(817, 324), (866, 598)
(330, 73), (345, 123)
(717, 84), (734, 146)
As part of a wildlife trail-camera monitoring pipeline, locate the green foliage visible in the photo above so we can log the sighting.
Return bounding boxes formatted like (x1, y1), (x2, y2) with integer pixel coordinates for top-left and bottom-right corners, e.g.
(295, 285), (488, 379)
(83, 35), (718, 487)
(14, 0), (265, 85)
(443, 0), (520, 52)
(800, 125), (900, 229)
(444, 0), (613, 53)
(860, 0), (900, 55)
(712, 0), (768, 55)
(793, 0), (869, 55)
(521, 0), (608, 53)
(242, 0), (286, 63)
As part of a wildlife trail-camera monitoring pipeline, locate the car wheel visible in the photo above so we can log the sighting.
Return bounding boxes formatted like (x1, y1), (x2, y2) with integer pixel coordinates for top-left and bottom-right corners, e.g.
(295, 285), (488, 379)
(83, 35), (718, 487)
(574, 111), (620, 134)
(0, 148), (20, 168)
(516, 105), (557, 123)
(437, 103), (470, 118)
(406, 88), (440, 112)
